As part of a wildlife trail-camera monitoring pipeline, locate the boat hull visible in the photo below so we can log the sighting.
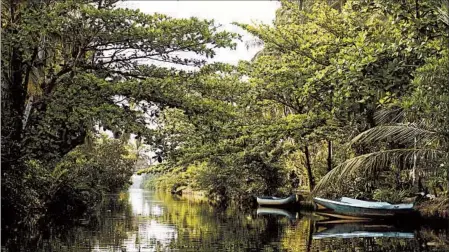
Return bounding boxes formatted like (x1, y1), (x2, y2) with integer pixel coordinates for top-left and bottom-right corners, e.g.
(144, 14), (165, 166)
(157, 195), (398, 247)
(314, 198), (415, 219)
(256, 195), (297, 207)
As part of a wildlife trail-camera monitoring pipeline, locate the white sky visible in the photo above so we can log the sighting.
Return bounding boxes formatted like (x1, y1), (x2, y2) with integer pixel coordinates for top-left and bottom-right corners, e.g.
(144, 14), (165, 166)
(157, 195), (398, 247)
(117, 1), (280, 65)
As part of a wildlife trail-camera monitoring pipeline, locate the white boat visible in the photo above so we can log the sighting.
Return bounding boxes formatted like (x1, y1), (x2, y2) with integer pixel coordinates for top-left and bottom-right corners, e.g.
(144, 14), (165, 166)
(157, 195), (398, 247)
(314, 197), (415, 219)
(256, 195), (297, 206)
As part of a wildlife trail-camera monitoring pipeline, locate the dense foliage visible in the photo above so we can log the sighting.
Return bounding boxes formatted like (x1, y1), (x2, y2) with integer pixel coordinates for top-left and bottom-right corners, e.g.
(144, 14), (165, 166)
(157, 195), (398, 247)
(2, 0), (448, 249)
(140, 0), (448, 211)
(1, 0), (238, 248)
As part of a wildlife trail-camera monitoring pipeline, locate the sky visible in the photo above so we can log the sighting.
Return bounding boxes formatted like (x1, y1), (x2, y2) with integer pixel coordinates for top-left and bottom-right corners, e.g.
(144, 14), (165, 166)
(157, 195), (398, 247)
(117, 1), (281, 65)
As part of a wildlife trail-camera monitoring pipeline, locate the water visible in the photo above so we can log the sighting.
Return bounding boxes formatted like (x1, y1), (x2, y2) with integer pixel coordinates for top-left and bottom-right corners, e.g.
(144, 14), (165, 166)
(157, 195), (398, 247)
(36, 180), (449, 251)
(129, 174), (143, 189)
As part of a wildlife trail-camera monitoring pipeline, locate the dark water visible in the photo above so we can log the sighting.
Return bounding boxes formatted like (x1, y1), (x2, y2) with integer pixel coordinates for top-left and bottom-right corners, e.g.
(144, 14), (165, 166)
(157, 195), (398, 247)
(37, 188), (449, 252)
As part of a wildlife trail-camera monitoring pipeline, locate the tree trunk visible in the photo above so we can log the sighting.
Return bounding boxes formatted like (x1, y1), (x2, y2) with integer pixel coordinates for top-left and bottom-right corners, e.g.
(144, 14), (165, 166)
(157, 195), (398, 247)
(366, 107), (376, 129)
(22, 96), (34, 129)
(415, 0), (420, 19)
(327, 140), (332, 172)
(447, 165), (449, 194)
(304, 145), (315, 191)
(2, 52), (26, 173)
(2, 0), (29, 172)
(412, 138), (417, 187)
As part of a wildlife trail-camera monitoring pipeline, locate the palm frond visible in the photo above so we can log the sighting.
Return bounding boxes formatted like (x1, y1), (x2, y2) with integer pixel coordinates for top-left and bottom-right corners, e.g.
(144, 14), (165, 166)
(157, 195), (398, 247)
(350, 124), (437, 146)
(438, 0), (449, 26)
(313, 148), (446, 194)
(374, 108), (405, 124)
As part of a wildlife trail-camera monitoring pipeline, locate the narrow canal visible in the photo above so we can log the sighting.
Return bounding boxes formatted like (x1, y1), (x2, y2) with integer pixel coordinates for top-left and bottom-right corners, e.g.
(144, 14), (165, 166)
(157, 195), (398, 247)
(39, 176), (449, 252)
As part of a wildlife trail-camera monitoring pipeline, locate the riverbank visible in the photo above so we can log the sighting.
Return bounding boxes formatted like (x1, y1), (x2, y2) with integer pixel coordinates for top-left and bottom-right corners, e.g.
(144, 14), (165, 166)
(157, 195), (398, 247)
(417, 198), (449, 219)
(177, 187), (448, 220)
(177, 188), (209, 202)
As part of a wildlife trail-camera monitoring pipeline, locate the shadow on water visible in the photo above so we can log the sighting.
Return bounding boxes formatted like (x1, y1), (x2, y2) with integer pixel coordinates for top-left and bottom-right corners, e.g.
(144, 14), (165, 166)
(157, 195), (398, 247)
(4, 187), (449, 252)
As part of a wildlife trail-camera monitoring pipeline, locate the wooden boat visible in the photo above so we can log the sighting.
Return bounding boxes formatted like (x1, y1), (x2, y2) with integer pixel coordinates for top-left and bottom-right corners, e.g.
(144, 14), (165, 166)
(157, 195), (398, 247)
(313, 222), (414, 239)
(257, 207), (298, 220)
(256, 195), (297, 206)
(314, 197), (414, 219)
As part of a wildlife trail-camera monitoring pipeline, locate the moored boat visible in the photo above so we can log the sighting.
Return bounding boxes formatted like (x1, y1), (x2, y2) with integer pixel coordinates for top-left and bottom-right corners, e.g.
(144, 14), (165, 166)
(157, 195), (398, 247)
(314, 197), (415, 219)
(257, 195), (297, 207)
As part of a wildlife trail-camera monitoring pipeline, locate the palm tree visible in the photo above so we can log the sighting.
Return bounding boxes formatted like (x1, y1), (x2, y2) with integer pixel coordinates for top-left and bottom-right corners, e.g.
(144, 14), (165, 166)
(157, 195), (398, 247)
(314, 0), (449, 197)
(313, 121), (449, 195)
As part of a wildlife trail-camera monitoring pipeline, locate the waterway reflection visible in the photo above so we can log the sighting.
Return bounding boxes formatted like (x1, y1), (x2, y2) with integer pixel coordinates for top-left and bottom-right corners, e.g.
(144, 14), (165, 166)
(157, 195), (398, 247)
(38, 188), (449, 252)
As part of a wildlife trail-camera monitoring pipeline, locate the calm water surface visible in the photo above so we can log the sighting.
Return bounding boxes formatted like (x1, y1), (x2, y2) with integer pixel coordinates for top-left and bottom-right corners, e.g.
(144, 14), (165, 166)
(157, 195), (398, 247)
(42, 183), (449, 251)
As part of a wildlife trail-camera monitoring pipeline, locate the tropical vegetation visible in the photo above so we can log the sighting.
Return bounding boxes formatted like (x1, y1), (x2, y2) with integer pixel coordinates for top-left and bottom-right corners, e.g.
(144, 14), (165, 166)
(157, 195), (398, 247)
(1, 0), (237, 248)
(140, 0), (449, 212)
(1, 0), (448, 249)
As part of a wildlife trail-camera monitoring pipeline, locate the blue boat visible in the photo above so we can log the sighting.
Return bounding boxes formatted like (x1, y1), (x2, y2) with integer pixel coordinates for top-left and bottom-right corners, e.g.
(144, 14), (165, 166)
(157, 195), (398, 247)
(314, 197), (415, 219)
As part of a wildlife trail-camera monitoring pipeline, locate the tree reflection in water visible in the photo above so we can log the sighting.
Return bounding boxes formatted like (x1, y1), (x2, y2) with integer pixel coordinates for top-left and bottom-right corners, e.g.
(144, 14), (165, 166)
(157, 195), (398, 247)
(24, 189), (449, 252)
